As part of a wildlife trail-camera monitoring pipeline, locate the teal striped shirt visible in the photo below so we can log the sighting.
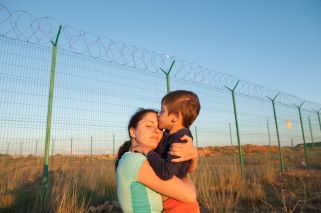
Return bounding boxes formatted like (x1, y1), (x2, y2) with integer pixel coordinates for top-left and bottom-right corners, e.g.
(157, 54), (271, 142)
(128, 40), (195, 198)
(116, 152), (163, 213)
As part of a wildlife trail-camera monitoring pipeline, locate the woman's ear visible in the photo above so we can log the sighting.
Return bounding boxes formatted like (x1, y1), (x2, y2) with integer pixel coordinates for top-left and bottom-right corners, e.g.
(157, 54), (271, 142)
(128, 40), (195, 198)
(129, 127), (136, 138)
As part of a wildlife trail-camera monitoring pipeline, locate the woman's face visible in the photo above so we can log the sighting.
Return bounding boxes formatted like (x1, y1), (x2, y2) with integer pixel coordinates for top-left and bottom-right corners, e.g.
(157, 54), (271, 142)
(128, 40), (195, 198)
(130, 112), (163, 150)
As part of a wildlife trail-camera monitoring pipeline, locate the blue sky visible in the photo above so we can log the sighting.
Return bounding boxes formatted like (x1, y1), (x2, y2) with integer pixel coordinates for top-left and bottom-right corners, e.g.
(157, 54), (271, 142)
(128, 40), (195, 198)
(3, 0), (321, 103)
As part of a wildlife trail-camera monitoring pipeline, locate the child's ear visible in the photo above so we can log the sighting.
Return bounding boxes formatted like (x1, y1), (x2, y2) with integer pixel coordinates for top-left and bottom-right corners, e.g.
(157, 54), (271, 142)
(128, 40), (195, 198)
(129, 127), (136, 138)
(171, 112), (180, 123)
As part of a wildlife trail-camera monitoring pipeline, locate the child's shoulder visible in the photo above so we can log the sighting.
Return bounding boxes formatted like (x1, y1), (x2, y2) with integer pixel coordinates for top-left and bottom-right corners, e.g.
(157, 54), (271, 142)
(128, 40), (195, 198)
(168, 128), (192, 143)
(174, 128), (192, 137)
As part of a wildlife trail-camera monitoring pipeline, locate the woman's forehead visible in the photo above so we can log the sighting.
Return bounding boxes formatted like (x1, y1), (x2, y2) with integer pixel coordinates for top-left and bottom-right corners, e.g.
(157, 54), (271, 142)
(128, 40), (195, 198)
(141, 113), (158, 122)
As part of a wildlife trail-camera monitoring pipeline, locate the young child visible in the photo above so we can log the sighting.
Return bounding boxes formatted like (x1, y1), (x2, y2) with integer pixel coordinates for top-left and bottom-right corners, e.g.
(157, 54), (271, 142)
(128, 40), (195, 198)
(133, 90), (201, 213)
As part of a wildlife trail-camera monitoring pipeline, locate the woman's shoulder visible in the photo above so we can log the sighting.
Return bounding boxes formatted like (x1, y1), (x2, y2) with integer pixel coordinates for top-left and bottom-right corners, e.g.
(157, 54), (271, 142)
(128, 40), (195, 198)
(118, 152), (147, 181)
(120, 151), (147, 165)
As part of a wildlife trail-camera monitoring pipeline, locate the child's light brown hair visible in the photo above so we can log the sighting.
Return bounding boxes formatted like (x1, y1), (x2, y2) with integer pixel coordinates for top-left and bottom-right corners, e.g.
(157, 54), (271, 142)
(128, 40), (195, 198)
(161, 90), (201, 128)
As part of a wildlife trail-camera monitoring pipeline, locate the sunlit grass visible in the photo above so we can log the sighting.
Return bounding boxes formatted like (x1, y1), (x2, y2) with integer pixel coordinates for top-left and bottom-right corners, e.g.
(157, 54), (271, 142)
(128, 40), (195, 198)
(0, 147), (320, 212)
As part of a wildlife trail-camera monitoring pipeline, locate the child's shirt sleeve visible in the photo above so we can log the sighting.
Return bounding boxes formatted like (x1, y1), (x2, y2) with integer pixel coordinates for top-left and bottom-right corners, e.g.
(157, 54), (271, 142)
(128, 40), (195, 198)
(146, 129), (192, 180)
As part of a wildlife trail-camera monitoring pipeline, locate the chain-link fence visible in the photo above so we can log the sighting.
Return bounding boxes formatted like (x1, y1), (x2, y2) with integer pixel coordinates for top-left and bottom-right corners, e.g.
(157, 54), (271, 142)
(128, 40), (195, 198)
(1, 3), (321, 211)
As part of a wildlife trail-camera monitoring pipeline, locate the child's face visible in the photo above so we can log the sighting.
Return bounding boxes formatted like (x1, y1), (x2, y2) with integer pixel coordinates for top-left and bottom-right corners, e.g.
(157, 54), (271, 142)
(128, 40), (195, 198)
(157, 104), (173, 130)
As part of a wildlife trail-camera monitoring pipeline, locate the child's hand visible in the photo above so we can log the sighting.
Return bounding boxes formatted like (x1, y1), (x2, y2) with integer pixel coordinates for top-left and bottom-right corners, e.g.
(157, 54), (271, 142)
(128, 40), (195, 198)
(169, 135), (198, 162)
(132, 144), (152, 155)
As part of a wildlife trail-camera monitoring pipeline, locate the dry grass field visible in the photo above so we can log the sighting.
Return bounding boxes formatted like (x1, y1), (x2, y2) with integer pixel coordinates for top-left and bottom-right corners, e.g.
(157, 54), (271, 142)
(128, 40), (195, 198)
(0, 146), (320, 213)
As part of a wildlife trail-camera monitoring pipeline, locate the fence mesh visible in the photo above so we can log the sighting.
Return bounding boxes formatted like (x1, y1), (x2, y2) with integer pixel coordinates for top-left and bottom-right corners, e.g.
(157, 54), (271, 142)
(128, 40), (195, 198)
(0, 3), (321, 211)
(1, 2), (321, 159)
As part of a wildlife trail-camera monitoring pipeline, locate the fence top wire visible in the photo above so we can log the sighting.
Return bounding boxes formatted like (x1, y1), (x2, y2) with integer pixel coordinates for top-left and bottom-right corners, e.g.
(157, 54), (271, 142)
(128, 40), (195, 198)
(0, 3), (320, 111)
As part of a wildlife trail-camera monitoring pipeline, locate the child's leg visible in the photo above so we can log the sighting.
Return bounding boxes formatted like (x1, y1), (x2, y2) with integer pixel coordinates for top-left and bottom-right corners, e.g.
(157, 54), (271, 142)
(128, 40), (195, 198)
(163, 198), (200, 213)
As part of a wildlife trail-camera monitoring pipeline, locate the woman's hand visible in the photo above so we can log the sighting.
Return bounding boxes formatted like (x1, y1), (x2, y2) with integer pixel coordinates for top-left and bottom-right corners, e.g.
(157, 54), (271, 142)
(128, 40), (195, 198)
(169, 135), (198, 162)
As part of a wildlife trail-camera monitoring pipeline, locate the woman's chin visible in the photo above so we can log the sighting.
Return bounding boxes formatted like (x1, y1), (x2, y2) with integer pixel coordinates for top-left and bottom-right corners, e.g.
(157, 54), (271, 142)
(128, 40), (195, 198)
(149, 142), (159, 150)
(149, 138), (160, 147)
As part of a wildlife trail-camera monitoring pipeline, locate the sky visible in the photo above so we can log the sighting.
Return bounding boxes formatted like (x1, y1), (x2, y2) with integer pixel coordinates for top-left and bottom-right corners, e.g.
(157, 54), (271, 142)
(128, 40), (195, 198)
(2, 0), (321, 104)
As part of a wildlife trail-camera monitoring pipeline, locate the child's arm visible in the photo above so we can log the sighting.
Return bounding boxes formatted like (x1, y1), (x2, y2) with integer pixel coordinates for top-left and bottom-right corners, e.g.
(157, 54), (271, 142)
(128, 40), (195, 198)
(169, 135), (198, 173)
(132, 133), (189, 180)
(137, 160), (197, 203)
(145, 149), (186, 180)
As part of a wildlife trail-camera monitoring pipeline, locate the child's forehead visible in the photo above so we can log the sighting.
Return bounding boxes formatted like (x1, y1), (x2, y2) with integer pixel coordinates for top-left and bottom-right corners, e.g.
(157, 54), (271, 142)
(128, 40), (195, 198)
(161, 103), (168, 108)
(160, 105), (167, 111)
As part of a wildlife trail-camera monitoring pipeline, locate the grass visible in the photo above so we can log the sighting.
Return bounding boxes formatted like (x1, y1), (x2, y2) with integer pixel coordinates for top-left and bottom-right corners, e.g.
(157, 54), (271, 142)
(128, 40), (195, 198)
(0, 147), (320, 212)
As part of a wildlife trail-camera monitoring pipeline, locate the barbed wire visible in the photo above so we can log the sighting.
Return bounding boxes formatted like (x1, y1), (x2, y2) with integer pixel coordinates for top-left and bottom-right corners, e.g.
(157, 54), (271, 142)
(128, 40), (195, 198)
(0, 3), (320, 110)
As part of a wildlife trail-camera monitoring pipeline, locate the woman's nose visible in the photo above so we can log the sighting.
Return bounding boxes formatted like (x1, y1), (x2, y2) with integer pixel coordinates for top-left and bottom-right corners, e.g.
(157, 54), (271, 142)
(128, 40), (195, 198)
(154, 127), (161, 133)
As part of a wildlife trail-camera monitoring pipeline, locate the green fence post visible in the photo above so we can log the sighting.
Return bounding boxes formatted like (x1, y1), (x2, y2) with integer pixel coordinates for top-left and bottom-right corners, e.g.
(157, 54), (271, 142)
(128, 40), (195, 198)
(90, 136), (93, 160)
(308, 116), (316, 160)
(317, 109), (321, 156)
(160, 60), (175, 93)
(225, 80), (244, 178)
(229, 122), (233, 146)
(316, 109), (321, 160)
(266, 118), (274, 159)
(267, 93), (285, 172)
(294, 102), (308, 167)
(41, 25), (62, 210)
(267, 119), (272, 146)
(113, 134), (115, 156)
(195, 126), (199, 148)
(314, 109), (321, 134)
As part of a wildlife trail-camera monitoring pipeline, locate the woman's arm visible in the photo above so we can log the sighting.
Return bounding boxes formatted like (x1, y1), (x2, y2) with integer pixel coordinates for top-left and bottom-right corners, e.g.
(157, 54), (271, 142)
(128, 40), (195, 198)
(133, 135), (198, 174)
(187, 156), (198, 174)
(137, 160), (197, 203)
(169, 135), (198, 173)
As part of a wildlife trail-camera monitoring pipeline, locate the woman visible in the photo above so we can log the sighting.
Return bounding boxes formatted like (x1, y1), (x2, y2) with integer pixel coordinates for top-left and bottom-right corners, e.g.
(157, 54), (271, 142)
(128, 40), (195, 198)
(115, 109), (198, 212)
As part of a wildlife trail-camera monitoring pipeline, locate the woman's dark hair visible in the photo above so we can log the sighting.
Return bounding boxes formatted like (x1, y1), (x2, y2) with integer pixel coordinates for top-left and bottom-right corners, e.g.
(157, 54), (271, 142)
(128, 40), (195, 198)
(114, 108), (158, 169)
